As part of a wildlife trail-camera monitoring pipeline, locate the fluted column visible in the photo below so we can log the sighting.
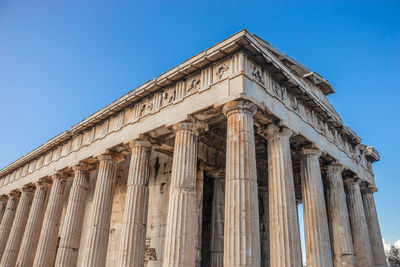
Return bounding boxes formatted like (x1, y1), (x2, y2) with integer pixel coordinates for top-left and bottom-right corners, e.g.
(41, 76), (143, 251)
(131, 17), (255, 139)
(162, 122), (203, 267)
(222, 100), (260, 267)
(362, 186), (387, 267)
(16, 181), (49, 267)
(1, 187), (33, 267)
(266, 124), (302, 267)
(33, 173), (68, 267)
(54, 164), (89, 267)
(83, 153), (123, 267)
(0, 196), (7, 223)
(300, 148), (333, 267)
(210, 173), (225, 267)
(344, 177), (374, 267)
(0, 192), (19, 260)
(326, 163), (355, 267)
(118, 139), (151, 267)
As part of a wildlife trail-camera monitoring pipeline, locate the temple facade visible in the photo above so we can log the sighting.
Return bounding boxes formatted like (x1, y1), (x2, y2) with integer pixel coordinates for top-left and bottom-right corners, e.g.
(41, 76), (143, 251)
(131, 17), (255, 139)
(0, 30), (386, 267)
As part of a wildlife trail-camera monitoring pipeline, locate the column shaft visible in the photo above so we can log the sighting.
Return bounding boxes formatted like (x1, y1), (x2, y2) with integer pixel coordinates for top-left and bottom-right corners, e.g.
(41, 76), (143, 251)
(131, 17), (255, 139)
(300, 148), (333, 267)
(162, 122), (201, 267)
(223, 101), (260, 267)
(54, 166), (89, 267)
(1, 188), (33, 267)
(210, 177), (225, 267)
(33, 174), (67, 267)
(362, 189), (387, 266)
(266, 125), (302, 267)
(0, 198), (7, 224)
(83, 153), (120, 267)
(16, 182), (49, 267)
(326, 164), (355, 267)
(345, 178), (374, 267)
(0, 193), (19, 260)
(118, 140), (151, 267)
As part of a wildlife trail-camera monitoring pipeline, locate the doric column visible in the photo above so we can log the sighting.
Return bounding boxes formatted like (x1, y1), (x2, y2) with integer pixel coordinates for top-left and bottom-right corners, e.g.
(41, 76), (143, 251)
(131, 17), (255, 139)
(266, 124), (302, 267)
(0, 192), (19, 260)
(344, 177), (374, 267)
(162, 122), (203, 267)
(0, 196), (7, 223)
(33, 173), (67, 267)
(222, 100), (260, 267)
(118, 139), (151, 267)
(326, 163), (355, 267)
(362, 186), (387, 267)
(83, 152), (123, 267)
(54, 164), (89, 267)
(16, 181), (49, 267)
(1, 187), (33, 267)
(300, 148), (333, 267)
(210, 172), (225, 267)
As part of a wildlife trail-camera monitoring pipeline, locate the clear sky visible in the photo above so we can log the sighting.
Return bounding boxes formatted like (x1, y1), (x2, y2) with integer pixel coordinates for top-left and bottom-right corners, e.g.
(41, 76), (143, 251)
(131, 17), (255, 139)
(0, 0), (399, 250)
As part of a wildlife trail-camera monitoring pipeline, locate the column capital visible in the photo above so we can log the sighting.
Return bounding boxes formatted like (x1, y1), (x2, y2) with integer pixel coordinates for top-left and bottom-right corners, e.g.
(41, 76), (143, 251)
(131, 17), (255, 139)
(97, 152), (125, 164)
(264, 124), (293, 140)
(50, 172), (69, 182)
(34, 179), (52, 188)
(128, 139), (152, 150)
(20, 184), (35, 193)
(8, 190), (20, 198)
(71, 162), (89, 172)
(344, 176), (362, 187)
(326, 162), (344, 176)
(361, 184), (378, 195)
(208, 169), (225, 180)
(301, 147), (322, 158)
(222, 100), (257, 117)
(172, 121), (206, 136)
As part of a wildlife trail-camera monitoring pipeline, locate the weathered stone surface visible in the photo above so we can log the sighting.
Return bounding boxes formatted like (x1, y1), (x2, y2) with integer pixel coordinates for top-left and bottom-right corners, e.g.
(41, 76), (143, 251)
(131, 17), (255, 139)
(362, 187), (387, 267)
(16, 181), (49, 267)
(259, 187), (270, 267)
(210, 174), (224, 267)
(0, 187), (33, 267)
(83, 153), (122, 267)
(162, 122), (201, 267)
(344, 177), (374, 267)
(326, 164), (355, 267)
(0, 31), (385, 267)
(266, 125), (302, 267)
(54, 164), (89, 267)
(300, 148), (333, 267)
(0, 192), (19, 260)
(33, 174), (67, 267)
(223, 100), (260, 267)
(118, 139), (151, 267)
(195, 164), (204, 267)
(0, 197), (7, 225)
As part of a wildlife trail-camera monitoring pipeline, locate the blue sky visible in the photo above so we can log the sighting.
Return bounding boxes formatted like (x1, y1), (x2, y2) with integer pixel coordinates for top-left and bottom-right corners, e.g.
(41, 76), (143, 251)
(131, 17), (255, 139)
(0, 0), (399, 250)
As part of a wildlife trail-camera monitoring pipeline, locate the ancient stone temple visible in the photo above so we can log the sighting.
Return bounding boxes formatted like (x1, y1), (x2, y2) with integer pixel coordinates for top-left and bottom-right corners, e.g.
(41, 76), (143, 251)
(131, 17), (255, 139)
(0, 30), (386, 267)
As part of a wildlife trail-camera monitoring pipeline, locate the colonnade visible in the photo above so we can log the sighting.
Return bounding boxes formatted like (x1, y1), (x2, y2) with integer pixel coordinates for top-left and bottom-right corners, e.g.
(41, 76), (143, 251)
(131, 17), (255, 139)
(0, 100), (386, 267)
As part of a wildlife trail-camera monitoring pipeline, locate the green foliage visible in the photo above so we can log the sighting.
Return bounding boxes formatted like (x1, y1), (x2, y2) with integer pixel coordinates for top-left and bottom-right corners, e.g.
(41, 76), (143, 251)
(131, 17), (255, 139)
(387, 245), (400, 267)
